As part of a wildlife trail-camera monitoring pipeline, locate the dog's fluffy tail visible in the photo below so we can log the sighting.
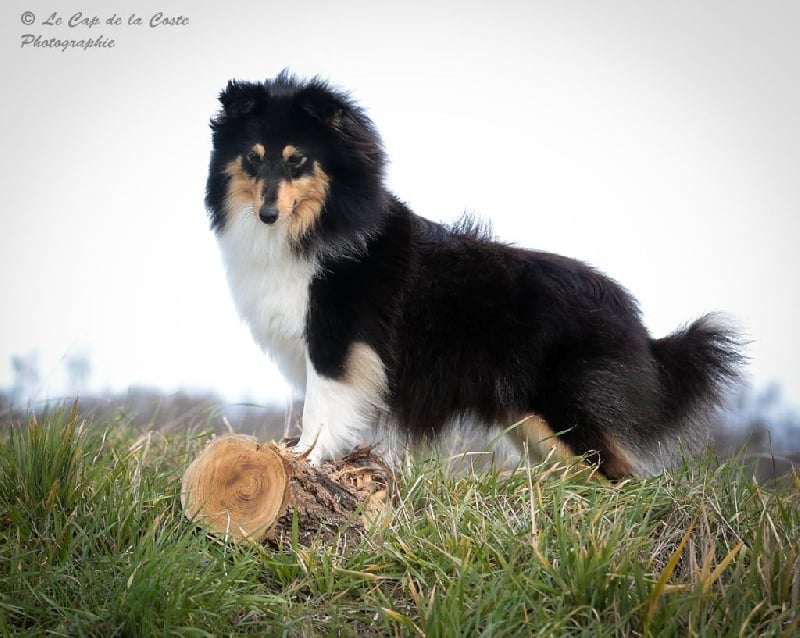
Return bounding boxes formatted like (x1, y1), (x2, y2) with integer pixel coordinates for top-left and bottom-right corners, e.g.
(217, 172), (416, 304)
(640, 313), (743, 473)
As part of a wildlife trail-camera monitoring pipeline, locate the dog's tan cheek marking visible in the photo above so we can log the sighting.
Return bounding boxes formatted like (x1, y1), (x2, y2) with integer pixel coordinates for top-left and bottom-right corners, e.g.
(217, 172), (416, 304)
(510, 414), (577, 462)
(224, 158), (254, 213)
(275, 179), (294, 218)
(277, 162), (330, 241)
(224, 157), (264, 218)
(344, 343), (388, 410)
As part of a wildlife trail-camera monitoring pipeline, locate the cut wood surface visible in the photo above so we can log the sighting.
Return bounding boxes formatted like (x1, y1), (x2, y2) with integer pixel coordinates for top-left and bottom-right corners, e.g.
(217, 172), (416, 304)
(181, 433), (391, 545)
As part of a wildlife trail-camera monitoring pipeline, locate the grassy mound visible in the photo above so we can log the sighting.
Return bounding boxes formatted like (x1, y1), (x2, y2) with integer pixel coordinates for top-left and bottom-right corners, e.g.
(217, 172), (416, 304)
(1, 407), (798, 636)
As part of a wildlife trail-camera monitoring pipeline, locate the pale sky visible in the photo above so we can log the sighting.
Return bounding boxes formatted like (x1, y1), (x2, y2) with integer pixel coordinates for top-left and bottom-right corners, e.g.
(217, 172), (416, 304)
(2, 1), (799, 412)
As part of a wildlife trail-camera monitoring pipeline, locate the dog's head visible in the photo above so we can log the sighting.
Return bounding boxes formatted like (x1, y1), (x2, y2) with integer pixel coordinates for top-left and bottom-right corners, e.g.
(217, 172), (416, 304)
(205, 71), (387, 250)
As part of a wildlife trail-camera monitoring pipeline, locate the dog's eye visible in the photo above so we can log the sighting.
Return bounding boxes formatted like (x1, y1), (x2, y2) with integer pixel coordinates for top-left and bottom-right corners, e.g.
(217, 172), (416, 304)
(285, 154), (308, 176)
(245, 150), (262, 166)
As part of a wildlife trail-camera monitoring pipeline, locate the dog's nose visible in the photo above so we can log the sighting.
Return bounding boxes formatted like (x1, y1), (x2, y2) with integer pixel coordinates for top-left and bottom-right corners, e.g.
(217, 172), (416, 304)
(259, 203), (279, 225)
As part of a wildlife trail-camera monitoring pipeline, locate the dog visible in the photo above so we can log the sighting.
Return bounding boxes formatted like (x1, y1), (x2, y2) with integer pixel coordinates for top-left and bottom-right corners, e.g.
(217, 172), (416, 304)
(204, 71), (742, 478)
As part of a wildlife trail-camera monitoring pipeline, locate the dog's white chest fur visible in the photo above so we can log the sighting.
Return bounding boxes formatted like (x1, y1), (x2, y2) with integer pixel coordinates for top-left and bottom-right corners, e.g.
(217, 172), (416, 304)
(216, 211), (395, 465)
(217, 213), (315, 392)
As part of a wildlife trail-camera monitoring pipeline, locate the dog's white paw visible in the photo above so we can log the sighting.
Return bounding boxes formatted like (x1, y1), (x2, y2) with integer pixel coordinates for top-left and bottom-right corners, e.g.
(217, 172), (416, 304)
(293, 439), (326, 466)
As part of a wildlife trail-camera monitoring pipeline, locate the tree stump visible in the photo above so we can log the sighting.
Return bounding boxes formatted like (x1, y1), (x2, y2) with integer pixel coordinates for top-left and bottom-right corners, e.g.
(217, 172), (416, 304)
(180, 434), (391, 545)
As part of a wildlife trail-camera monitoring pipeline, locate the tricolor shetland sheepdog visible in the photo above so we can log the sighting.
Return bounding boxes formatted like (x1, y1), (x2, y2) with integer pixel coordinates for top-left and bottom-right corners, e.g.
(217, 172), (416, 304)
(205, 71), (742, 478)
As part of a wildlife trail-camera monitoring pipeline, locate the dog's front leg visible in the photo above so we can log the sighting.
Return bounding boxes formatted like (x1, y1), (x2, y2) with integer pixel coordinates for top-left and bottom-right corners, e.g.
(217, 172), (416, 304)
(294, 349), (382, 466)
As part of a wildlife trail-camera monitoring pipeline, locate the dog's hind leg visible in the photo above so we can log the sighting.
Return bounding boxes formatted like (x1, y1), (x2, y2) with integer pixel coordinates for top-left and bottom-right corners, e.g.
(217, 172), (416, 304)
(295, 343), (388, 465)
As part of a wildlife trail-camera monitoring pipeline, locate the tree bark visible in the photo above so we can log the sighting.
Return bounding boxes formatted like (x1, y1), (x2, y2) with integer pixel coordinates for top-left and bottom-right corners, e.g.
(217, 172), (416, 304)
(181, 434), (390, 545)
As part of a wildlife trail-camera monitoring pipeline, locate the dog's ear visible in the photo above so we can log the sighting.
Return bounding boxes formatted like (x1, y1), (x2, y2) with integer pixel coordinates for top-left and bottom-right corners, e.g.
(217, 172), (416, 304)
(298, 82), (349, 131)
(297, 78), (384, 167)
(218, 80), (260, 119)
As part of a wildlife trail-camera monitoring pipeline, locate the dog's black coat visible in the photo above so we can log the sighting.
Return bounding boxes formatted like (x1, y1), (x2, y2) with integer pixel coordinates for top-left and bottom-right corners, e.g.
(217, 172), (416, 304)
(206, 71), (742, 477)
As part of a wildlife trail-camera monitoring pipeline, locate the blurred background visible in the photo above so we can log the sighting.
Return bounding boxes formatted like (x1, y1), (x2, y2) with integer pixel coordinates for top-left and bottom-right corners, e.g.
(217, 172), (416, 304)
(2, 1), (798, 464)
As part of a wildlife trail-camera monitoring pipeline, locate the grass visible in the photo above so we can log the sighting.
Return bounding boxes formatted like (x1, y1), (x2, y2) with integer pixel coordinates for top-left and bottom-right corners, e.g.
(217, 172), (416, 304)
(1, 406), (798, 637)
